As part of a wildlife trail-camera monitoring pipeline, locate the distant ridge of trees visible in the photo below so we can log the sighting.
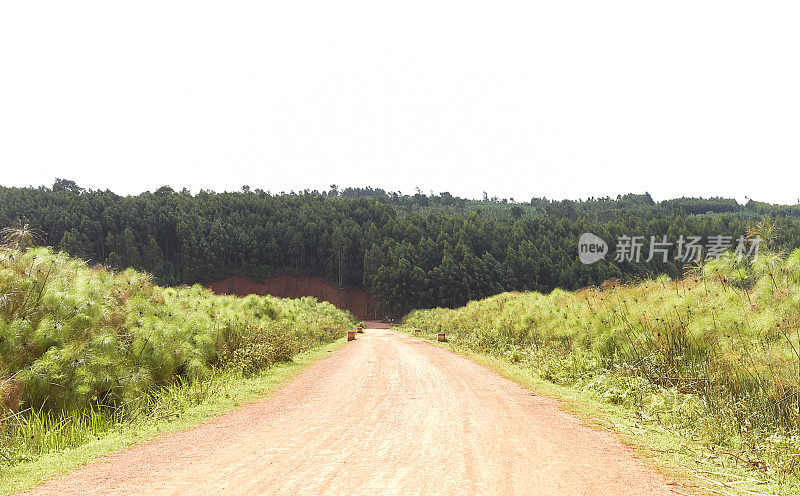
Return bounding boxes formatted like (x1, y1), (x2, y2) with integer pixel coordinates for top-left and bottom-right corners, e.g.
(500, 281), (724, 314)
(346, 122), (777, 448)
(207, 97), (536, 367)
(2, 179), (799, 316)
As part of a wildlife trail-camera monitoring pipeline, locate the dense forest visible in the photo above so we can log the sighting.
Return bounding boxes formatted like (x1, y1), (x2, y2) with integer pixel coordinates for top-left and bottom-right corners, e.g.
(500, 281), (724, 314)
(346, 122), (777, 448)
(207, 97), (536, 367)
(1, 179), (799, 316)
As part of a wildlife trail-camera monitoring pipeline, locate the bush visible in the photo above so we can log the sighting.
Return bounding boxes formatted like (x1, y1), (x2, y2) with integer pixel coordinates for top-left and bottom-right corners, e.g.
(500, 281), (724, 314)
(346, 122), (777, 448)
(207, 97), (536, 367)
(0, 247), (355, 413)
(405, 248), (800, 477)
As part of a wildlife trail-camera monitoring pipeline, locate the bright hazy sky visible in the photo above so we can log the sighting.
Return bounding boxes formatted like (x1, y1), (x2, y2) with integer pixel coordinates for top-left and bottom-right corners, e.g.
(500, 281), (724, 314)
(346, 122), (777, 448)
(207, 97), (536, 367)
(1, 2), (798, 204)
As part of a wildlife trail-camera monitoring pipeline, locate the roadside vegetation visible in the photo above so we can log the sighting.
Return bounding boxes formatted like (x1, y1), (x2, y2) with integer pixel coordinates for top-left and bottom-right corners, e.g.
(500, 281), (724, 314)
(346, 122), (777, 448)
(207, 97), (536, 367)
(0, 243), (355, 471)
(405, 242), (800, 493)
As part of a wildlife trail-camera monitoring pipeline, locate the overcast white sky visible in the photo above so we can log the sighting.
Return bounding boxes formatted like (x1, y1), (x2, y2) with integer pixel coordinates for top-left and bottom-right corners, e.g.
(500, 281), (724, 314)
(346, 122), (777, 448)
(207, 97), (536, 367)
(1, 1), (798, 204)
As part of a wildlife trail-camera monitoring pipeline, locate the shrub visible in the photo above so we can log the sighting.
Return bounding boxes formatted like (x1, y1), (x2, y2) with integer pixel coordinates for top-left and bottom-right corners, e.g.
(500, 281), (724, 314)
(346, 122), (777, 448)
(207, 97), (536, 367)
(405, 248), (800, 476)
(0, 247), (355, 413)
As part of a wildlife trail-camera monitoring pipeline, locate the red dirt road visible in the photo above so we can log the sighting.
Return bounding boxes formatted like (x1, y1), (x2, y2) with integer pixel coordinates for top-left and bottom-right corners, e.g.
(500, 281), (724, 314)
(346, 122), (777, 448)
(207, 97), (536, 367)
(22, 328), (675, 495)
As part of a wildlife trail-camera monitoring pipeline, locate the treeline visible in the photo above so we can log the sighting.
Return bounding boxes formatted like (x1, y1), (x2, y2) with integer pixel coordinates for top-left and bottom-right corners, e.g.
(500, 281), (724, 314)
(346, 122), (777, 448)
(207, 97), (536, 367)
(1, 179), (799, 315)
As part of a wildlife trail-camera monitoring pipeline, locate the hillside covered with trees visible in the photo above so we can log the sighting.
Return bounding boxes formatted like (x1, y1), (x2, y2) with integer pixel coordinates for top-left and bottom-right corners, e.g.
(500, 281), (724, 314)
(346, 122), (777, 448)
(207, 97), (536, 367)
(2, 179), (799, 316)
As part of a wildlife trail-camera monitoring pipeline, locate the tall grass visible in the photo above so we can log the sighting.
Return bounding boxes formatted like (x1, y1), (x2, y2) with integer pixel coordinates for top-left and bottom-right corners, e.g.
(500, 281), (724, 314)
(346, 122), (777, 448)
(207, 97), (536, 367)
(405, 249), (800, 477)
(0, 246), (355, 467)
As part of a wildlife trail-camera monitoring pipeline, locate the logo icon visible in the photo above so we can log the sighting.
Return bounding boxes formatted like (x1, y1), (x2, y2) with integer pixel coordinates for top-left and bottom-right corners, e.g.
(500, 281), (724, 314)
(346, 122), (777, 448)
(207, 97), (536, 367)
(578, 233), (608, 264)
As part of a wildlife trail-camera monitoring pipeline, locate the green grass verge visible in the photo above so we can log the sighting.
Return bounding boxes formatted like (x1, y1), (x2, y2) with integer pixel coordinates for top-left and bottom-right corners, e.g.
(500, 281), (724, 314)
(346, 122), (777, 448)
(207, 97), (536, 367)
(0, 339), (346, 495)
(402, 328), (795, 496)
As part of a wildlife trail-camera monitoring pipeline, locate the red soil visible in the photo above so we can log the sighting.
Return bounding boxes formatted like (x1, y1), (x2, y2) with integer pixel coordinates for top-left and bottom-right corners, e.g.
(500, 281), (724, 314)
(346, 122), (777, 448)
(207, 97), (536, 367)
(21, 328), (675, 495)
(207, 274), (378, 320)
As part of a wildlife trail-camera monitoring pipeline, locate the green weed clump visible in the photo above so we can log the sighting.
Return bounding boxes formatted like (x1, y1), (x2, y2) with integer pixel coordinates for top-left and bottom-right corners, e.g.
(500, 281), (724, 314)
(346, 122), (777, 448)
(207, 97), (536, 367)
(405, 249), (800, 480)
(0, 246), (355, 466)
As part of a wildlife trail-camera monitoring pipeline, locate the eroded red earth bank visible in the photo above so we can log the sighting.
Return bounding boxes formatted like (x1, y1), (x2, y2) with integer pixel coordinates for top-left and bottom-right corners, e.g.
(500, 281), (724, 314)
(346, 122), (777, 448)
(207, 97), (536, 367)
(206, 274), (378, 320)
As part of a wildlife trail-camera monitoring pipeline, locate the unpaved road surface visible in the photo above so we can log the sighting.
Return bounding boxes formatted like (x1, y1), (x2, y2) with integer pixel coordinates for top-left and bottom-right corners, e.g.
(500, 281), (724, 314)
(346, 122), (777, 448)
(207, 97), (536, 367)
(23, 328), (674, 495)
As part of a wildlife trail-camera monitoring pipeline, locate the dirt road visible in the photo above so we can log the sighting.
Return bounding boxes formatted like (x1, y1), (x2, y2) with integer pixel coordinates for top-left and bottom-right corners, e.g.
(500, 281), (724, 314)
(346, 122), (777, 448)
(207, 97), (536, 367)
(23, 328), (675, 495)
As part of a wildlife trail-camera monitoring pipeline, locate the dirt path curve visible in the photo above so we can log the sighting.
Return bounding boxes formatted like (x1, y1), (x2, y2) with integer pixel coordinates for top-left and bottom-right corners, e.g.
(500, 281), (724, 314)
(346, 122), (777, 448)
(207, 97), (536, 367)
(22, 328), (675, 496)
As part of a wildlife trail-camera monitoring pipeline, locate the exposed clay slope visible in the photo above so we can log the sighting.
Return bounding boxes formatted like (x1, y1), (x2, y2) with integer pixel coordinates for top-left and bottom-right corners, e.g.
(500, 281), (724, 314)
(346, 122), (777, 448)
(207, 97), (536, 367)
(22, 329), (674, 496)
(207, 274), (378, 320)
